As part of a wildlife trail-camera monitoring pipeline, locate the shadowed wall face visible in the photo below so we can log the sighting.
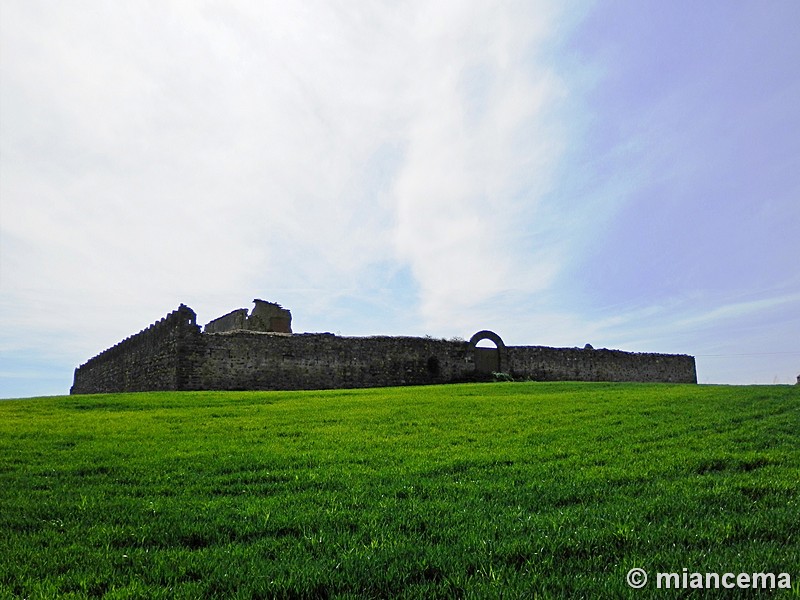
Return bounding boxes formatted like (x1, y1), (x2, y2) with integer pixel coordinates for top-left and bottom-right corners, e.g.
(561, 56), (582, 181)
(70, 305), (200, 394)
(474, 348), (499, 374)
(192, 333), (471, 391)
(71, 304), (697, 394)
(506, 346), (697, 384)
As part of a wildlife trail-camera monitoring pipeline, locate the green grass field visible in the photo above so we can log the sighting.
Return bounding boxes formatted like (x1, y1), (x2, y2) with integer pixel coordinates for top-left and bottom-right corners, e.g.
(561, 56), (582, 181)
(1, 382), (798, 599)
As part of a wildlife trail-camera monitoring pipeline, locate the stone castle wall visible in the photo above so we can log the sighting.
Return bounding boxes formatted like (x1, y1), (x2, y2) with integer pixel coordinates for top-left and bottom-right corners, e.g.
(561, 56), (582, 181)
(70, 305), (201, 394)
(71, 303), (697, 394)
(190, 332), (470, 391)
(505, 346), (696, 384)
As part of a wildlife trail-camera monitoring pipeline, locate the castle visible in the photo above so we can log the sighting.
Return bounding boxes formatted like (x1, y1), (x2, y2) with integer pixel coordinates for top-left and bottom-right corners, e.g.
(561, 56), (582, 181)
(70, 299), (697, 394)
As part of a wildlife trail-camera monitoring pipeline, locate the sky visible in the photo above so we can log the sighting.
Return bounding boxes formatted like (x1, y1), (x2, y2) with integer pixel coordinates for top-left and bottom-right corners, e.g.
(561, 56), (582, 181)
(1, 1), (799, 397)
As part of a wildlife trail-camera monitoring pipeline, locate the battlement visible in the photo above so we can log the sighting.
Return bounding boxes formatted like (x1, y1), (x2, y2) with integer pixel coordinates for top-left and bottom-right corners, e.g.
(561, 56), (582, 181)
(71, 301), (697, 394)
(70, 304), (201, 394)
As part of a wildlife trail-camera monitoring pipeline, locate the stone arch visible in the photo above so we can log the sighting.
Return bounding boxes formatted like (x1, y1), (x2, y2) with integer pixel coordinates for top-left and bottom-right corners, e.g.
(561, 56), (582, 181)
(468, 330), (506, 376)
(469, 330), (505, 349)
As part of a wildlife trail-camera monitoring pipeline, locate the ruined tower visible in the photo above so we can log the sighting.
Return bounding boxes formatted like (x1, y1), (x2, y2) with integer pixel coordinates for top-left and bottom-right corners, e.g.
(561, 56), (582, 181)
(203, 299), (292, 334)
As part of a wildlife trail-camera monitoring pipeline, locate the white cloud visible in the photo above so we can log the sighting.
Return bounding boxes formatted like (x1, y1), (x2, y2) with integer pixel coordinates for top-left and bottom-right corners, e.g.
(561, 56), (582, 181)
(673, 293), (800, 331)
(388, 1), (573, 328)
(1, 0), (593, 395)
(1, 1), (578, 332)
(3, 1), (799, 395)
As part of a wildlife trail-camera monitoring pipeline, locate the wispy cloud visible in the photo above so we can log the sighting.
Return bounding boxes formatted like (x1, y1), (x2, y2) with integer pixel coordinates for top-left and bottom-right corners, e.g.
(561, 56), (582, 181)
(673, 293), (800, 332)
(388, 2), (584, 330)
(3, 1), (798, 395)
(1, 1), (584, 344)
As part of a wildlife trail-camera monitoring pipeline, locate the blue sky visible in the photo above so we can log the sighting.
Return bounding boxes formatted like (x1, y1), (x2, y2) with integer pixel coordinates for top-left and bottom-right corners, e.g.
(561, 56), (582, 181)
(2, 1), (799, 397)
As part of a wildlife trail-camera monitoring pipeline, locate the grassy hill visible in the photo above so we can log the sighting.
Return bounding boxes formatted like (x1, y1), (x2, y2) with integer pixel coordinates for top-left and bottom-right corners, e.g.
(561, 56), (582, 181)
(1, 382), (798, 598)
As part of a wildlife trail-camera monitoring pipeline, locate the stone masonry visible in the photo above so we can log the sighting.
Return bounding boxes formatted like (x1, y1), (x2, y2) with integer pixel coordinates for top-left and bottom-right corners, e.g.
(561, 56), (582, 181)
(204, 299), (291, 334)
(71, 301), (698, 394)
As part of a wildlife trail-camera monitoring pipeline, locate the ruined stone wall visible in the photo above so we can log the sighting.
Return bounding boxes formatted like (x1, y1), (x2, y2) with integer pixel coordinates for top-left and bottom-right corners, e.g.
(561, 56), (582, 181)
(71, 302), (697, 394)
(248, 300), (292, 333)
(189, 335), (696, 391)
(70, 305), (201, 394)
(203, 309), (248, 334)
(506, 346), (697, 384)
(189, 333), (472, 391)
(204, 300), (292, 334)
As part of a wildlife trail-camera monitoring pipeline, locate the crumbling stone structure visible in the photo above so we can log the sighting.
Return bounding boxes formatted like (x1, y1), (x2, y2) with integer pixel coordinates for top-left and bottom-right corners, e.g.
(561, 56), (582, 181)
(204, 299), (291, 334)
(71, 301), (697, 394)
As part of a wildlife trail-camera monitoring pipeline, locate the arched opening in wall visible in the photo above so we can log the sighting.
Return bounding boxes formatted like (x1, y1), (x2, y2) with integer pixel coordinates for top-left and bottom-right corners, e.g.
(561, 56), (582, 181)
(469, 330), (505, 377)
